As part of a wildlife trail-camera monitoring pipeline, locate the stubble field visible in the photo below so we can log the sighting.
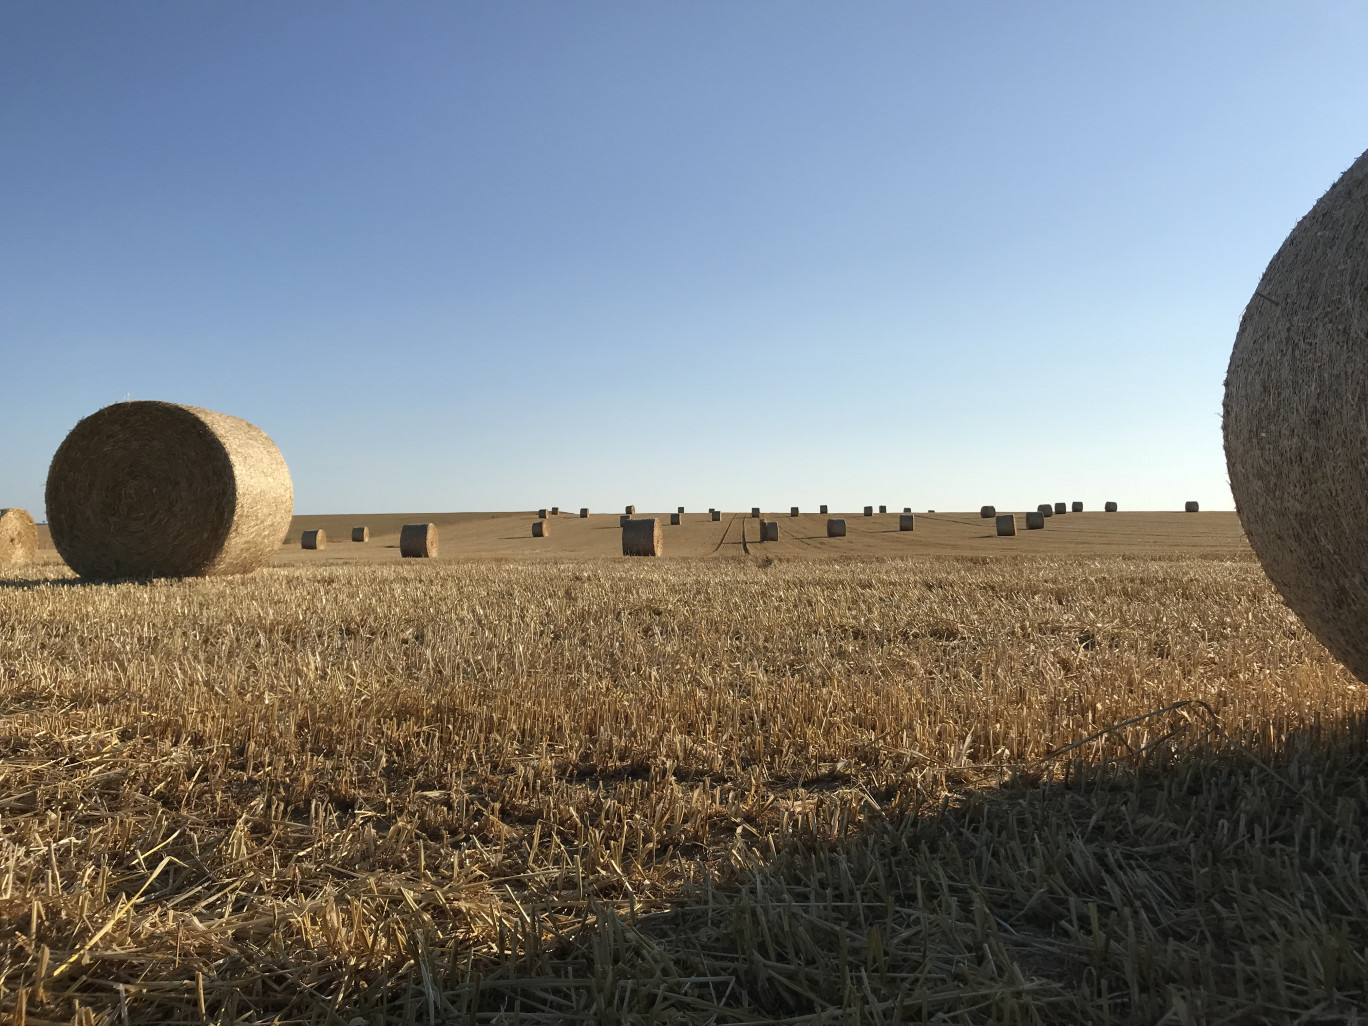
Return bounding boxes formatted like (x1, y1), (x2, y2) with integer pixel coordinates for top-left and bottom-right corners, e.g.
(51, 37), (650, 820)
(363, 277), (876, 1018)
(2, 514), (1366, 1023)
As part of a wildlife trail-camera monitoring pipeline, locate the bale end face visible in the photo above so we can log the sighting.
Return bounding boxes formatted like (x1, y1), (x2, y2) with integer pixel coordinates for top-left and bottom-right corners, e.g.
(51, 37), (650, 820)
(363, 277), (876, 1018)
(1071, 501), (1083, 513)
(351, 526), (368, 543)
(622, 517), (662, 556)
(400, 523), (438, 558)
(1105, 501), (1118, 512)
(827, 518), (846, 537)
(980, 505), (995, 518)
(711, 510), (721, 522)
(0, 508), (37, 566)
(995, 514), (1016, 536)
(1026, 511), (1045, 530)
(1185, 501), (1200, 512)
(899, 514), (915, 532)
(301, 529), (325, 550)
(532, 521), (547, 538)
(669, 512), (681, 525)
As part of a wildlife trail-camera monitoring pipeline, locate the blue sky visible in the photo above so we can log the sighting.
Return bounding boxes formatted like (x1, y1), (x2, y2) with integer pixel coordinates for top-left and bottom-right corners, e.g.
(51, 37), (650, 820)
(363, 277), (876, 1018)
(3, 3), (1366, 515)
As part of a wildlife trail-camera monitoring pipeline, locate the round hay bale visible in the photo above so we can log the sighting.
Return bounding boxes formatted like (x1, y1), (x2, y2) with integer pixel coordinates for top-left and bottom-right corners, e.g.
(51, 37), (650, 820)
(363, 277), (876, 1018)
(538, 509), (548, 519)
(400, 523), (437, 558)
(791, 506), (799, 517)
(532, 521), (547, 537)
(625, 505), (635, 515)
(46, 401), (293, 579)
(980, 505), (995, 518)
(1185, 501), (1199, 513)
(1072, 501), (1083, 513)
(1105, 501), (1118, 513)
(551, 507), (559, 515)
(677, 506), (685, 515)
(669, 512), (681, 525)
(1026, 511), (1045, 530)
(351, 526), (368, 543)
(878, 505), (887, 514)
(622, 517), (662, 556)
(819, 505), (829, 515)
(0, 508), (37, 566)
(827, 518), (846, 537)
(762, 520), (779, 542)
(899, 514), (915, 532)
(301, 529), (325, 550)
(903, 507), (912, 514)
(1053, 502), (1067, 515)
(580, 508), (589, 518)
(1037, 504), (1054, 518)
(995, 514), (1016, 537)
(711, 509), (721, 521)
(751, 507), (761, 518)
(863, 506), (873, 517)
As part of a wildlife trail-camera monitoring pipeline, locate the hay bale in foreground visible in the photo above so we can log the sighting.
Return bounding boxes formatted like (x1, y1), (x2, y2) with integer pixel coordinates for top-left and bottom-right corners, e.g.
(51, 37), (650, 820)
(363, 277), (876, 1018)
(670, 512), (681, 525)
(1072, 501), (1083, 513)
(351, 526), (368, 543)
(622, 517), (662, 556)
(1054, 502), (1067, 515)
(0, 508), (37, 565)
(1185, 501), (1200, 512)
(1105, 501), (1118, 512)
(761, 520), (779, 541)
(301, 529), (325, 550)
(820, 505), (828, 515)
(1026, 511), (1045, 530)
(532, 521), (547, 537)
(980, 505), (995, 518)
(400, 523), (438, 558)
(899, 514), (915, 532)
(46, 401), (293, 579)
(1038, 504), (1054, 518)
(864, 506), (873, 517)
(827, 518), (846, 537)
(580, 508), (589, 518)
(996, 514), (1016, 536)
(711, 510), (721, 522)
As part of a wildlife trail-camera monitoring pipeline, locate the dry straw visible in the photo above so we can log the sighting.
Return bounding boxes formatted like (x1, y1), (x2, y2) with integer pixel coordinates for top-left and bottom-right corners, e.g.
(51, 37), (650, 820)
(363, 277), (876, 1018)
(1072, 501), (1083, 513)
(1105, 501), (1119, 512)
(620, 514), (631, 527)
(980, 505), (995, 518)
(1186, 501), (1200, 512)
(300, 529), (325, 550)
(621, 517), (662, 556)
(351, 526), (368, 543)
(996, 513), (1016, 536)
(899, 514), (915, 532)
(532, 521), (547, 538)
(45, 401), (293, 579)
(903, 507), (912, 513)
(827, 518), (846, 537)
(669, 513), (681, 526)
(538, 509), (548, 519)
(1026, 511), (1045, 529)
(879, 505), (887, 513)
(551, 507), (559, 515)
(625, 505), (635, 515)
(677, 506), (685, 514)
(400, 523), (437, 558)
(0, 507), (37, 565)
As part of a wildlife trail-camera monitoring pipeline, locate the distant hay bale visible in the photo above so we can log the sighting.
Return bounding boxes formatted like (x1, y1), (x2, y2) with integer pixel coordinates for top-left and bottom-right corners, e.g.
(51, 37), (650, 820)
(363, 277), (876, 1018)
(400, 523), (438, 558)
(1026, 511), (1045, 530)
(761, 520), (779, 542)
(864, 506), (873, 517)
(752, 508), (761, 518)
(820, 505), (828, 515)
(532, 521), (547, 537)
(45, 401), (293, 579)
(625, 505), (635, 515)
(980, 505), (995, 518)
(1072, 501), (1083, 513)
(551, 507), (559, 515)
(0, 508), (37, 566)
(1185, 501), (1199, 512)
(538, 509), (548, 519)
(678, 506), (685, 515)
(995, 514), (1016, 536)
(351, 526), (368, 542)
(580, 508), (589, 518)
(301, 529), (325, 550)
(711, 510), (721, 521)
(1105, 501), (1118, 512)
(670, 512), (681, 525)
(899, 514), (915, 532)
(879, 505), (887, 514)
(1038, 504), (1054, 518)
(903, 507), (912, 513)
(1054, 502), (1067, 515)
(827, 518), (846, 537)
(622, 517), (662, 556)
(791, 506), (799, 516)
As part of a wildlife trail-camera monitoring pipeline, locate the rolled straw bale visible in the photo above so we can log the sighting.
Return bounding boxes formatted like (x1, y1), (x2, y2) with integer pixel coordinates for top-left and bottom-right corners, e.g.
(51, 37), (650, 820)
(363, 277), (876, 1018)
(820, 505), (829, 514)
(622, 517), (662, 557)
(765, 520), (779, 541)
(1224, 146), (1368, 683)
(580, 508), (589, 518)
(670, 512), (681, 525)
(1072, 501), (1083, 513)
(301, 529), (325, 550)
(996, 514), (1016, 537)
(903, 507), (912, 514)
(1026, 511), (1045, 530)
(1185, 501), (1199, 512)
(351, 526), (368, 543)
(551, 507), (559, 515)
(791, 506), (799, 517)
(980, 505), (995, 518)
(752, 507), (761, 518)
(899, 514), (915, 532)
(827, 518), (846, 537)
(532, 521), (547, 537)
(538, 509), (548, 519)
(625, 505), (635, 515)
(678, 506), (685, 515)
(400, 523), (438, 558)
(711, 510), (721, 521)
(0, 508), (37, 565)
(864, 506), (873, 517)
(1037, 504), (1053, 518)
(879, 505), (887, 514)
(620, 514), (631, 527)
(46, 401), (293, 579)
(1054, 502), (1067, 515)
(1105, 501), (1118, 512)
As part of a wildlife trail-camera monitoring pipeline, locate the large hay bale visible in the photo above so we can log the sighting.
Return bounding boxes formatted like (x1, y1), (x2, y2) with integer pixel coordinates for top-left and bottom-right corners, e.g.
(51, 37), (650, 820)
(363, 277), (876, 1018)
(711, 510), (721, 522)
(622, 517), (662, 556)
(1224, 148), (1368, 683)
(1037, 504), (1054, 518)
(532, 521), (547, 537)
(864, 506), (873, 517)
(351, 526), (368, 542)
(1185, 501), (1200, 512)
(820, 504), (828, 514)
(761, 520), (779, 542)
(45, 401), (293, 579)
(1026, 511), (1045, 530)
(791, 506), (799, 517)
(1054, 502), (1067, 515)
(400, 523), (438, 558)
(1072, 501), (1083, 513)
(580, 508), (589, 518)
(669, 512), (681, 525)
(980, 505), (995, 518)
(899, 514), (915, 532)
(0, 508), (37, 566)
(827, 518), (846, 537)
(1105, 501), (1118, 513)
(301, 529), (325, 550)
(995, 514), (1016, 537)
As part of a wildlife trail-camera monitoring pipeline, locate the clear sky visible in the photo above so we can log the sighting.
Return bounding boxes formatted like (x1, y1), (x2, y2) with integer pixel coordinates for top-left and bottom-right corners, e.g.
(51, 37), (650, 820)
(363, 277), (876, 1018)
(3, 3), (1366, 516)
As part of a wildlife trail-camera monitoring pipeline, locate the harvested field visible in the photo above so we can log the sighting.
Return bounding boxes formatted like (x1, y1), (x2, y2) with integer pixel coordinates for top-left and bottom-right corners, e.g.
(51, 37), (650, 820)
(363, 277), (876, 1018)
(0, 548), (1364, 1023)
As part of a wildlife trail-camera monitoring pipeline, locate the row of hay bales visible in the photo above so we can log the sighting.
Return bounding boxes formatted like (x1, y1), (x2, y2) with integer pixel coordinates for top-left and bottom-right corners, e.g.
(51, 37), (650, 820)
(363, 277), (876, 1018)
(297, 523), (439, 557)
